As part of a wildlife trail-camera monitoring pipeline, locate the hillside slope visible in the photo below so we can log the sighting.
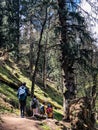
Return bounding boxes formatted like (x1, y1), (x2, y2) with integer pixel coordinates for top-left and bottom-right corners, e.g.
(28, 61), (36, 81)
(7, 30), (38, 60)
(0, 59), (63, 120)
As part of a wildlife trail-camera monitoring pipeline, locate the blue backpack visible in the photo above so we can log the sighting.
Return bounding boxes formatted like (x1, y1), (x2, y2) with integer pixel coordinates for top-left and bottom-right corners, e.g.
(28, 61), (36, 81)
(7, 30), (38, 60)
(31, 98), (37, 108)
(18, 86), (27, 101)
(40, 105), (45, 114)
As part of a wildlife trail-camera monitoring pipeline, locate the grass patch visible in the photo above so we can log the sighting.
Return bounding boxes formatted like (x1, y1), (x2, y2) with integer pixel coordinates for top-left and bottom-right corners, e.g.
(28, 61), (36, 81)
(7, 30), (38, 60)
(0, 83), (19, 114)
(0, 83), (18, 102)
(54, 110), (63, 121)
(39, 122), (51, 130)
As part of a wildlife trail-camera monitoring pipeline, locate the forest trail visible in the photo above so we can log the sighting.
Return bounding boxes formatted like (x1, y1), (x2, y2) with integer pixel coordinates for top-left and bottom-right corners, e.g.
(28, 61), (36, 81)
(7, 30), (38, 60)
(0, 114), (71, 130)
(0, 115), (41, 130)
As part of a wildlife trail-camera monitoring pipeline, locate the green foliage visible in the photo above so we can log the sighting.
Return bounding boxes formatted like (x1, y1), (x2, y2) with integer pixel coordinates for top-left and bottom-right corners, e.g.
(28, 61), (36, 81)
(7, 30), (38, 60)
(0, 0), (19, 49)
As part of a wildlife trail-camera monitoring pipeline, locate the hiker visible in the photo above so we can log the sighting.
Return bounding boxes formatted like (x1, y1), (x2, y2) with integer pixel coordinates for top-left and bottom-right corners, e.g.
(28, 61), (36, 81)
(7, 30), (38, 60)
(17, 82), (29, 118)
(46, 104), (53, 119)
(40, 102), (46, 115)
(30, 95), (39, 117)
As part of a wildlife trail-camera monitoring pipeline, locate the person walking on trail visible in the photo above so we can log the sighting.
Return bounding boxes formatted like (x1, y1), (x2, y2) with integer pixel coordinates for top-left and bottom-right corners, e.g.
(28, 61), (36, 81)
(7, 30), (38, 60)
(40, 102), (46, 115)
(46, 104), (54, 119)
(17, 82), (29, 118)
(30, 95), (39, 117)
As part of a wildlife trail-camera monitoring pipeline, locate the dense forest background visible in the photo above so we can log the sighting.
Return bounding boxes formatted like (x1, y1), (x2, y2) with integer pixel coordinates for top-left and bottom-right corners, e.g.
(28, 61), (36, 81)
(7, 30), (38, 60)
(0, 0), (98, 129)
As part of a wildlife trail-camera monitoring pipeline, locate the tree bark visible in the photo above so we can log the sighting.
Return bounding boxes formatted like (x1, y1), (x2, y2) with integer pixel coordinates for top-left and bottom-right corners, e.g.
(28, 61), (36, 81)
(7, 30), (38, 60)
(29, 18), (34, 78)
(57, 0), (76, 119)
(31, 6), (48, 97)
(15, 0), (20, 62)
(42, 34), (48, 89)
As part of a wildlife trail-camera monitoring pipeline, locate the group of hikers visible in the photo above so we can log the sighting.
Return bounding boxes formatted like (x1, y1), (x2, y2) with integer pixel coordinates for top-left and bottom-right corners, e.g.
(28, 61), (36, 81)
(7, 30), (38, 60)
(17, 82), (54, 119)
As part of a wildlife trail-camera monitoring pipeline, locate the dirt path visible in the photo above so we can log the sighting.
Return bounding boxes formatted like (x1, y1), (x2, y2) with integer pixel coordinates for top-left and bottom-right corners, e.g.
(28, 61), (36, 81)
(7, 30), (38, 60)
(0, 115), (41, 130)
(0, 114), (71, 130)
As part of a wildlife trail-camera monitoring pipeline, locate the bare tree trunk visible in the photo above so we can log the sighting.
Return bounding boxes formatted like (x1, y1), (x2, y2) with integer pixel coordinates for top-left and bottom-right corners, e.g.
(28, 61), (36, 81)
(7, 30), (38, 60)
(29, 19), (34, 78)
(15, 0), (20, 62)
(42, 20), (50, 89)
(42, 35), (48, 89)
(31, 7), (48, 97)
(29, 41), (34, 77)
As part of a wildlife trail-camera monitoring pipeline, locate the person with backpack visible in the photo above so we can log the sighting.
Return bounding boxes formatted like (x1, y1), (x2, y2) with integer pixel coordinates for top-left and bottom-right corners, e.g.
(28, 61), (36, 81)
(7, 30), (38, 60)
(40, 102), (46, 115)
(30, 95), (39, 117)
(46, 104), (53, 119)
(17, 82), (29, 118)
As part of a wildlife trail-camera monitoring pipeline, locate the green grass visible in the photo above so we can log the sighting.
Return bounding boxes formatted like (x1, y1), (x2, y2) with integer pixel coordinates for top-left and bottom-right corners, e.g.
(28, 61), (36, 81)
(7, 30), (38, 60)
(0, 83), (18, 114)
(54, 110), (63, 121)
(0, 83), (18, 101)
(39, 122), (51, 130)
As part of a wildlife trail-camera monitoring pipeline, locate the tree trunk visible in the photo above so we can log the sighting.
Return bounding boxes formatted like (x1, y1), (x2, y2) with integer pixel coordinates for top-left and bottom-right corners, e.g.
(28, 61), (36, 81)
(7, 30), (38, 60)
(29, 19), (34, 78)
(31, 7), (48, 97)
(15, 0), (20, 62)
(29, 42), (34, 77)
(42, 36), (47, 89)
(58, 0), (76, 119)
